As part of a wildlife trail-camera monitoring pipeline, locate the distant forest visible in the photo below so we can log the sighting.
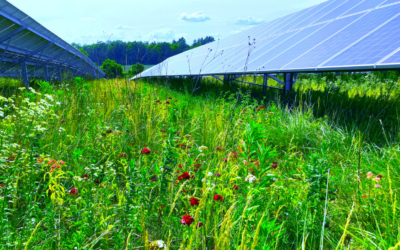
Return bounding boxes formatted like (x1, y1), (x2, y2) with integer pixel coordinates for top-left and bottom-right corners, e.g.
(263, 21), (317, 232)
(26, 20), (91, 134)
(72, 36), (215, 66)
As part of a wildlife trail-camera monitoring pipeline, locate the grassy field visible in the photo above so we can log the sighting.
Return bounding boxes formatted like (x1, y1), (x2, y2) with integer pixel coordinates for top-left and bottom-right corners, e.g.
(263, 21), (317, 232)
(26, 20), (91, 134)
(1, 73), (400, 249)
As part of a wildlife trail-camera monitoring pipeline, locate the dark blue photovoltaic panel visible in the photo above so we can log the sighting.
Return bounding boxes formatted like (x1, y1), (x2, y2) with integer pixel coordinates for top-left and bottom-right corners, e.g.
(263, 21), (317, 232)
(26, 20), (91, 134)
(289, 0), (347, 30)
(381, 0), (400, 5)
(227, 23), (325, 72)
(206, 31), (299, 73)
(343, 0), (385, 15)
(286, 4), (400, 69)
(135, 0), (400, 79)
(316, 0), (364, 23)
(264, 3), (324, 36)
(324, 14), (400, 66)
(382, 49), (400, 64)
(198, 35), (282, 74)
(258, 14), (361, 70)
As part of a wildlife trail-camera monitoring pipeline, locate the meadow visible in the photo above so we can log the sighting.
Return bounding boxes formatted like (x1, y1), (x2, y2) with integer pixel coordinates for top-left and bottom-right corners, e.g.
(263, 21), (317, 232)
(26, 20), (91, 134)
(0, 72), (400, 249)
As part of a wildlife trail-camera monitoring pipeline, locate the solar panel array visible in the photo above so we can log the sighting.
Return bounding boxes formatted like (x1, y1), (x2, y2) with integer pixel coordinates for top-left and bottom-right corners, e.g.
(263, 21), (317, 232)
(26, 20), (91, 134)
(0, 0), (105, 86)
(136, 0), (400, 79)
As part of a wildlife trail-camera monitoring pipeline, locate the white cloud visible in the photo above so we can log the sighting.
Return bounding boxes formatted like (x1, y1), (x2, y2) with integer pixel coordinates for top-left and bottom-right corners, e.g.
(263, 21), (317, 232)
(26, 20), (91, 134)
(116, 25), (134, 30)
(147, 28), (175, 40)
(80, 17), (96, 21)
(234, 17), (264, 25)
(230, 26), (253, 34)
(180, 12), (211, 22)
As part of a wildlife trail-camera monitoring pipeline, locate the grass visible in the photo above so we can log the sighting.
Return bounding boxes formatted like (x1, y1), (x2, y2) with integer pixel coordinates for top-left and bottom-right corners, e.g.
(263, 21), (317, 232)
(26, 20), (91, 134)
(0, 73), (400, 249)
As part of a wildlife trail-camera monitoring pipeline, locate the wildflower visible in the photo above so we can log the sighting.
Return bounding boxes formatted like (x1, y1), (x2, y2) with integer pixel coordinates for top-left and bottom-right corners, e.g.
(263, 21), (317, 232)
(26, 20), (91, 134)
(117, 131), (123, 135)
(191, 175), (195, 179)
(367, 172), (373, 179)
(216, 146), (223, 151)
(207, 172), (213, 177)
(178, 164), (183, 168)
(69, 188), (78, 195)
(149, 240), (167, 249)
(362, 195), (368, 198)
(213, 194), (223, 202)
(178, 172), (191, 180)
(223, 158), (228, 162)
(181, 215), (194, 226)
(245, 174), (257, 183)
(184, 134), (193, 138)
(119, 153), (127, 157)
(156, 100), (160, 103)
(233, 185), (239, 190)
(106, 129), (113, 134)
(48, 159), (57, 165)
(241, 109), (247, 112)
(190, 197), (199, 206)
(375, 184), (381, 188)
(215, 173), (221, 177)
(175, 180), (179, 184)
(196, 222), (204, 228)
(37, 158), (44, 163)
(375, 176), (381, 182)
(94, 180), (101, 185)
(168, 97), (172, 99)
(253, 161), (260, 166)
(141, 148), (151, 154)
(176, 170), (180, 173)
(59, 160), (65, 164)
(166, 101), (170, 104)
(194, 163), (201, 168)
(377, 174), (383, 179)
(271, 162), (278, 169)
(199, 146), (208, 152)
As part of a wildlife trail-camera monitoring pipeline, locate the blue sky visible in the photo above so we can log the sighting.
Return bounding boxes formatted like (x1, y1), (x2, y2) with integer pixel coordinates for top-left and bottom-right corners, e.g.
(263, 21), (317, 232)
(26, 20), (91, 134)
(9, 0), (325, 45)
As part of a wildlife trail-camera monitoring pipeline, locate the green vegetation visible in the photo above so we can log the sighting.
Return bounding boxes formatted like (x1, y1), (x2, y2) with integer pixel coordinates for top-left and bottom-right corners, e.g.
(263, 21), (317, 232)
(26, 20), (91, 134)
(1, 73), (400, 249)
(72, 36), (215, 67)
(100, 59), (124, 78)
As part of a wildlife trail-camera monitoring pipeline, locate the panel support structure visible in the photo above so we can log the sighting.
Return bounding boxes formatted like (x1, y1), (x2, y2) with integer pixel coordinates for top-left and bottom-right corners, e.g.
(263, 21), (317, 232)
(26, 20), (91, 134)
(263, 74), (268, 93)
(284, 73), (293, 95)
(0, 26), (27, 44)
(223, 74), (230, 85)
(44, 65), (49, 82)
(21, 61), (29, 88)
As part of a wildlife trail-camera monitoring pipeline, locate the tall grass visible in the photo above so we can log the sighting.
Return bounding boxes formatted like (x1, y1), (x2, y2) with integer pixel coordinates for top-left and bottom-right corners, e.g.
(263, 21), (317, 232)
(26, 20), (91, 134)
(0, 74), (399, 249)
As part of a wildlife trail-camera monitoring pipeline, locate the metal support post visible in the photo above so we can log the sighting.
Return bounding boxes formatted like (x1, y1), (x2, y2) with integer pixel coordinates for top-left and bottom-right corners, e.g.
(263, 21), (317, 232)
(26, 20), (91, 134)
(223, 74), (230, 85)
(284, 73), (293, 95)
(44, 65), (49, 82)
(21, 61), (29, 88)
(263, 74), (268, 93)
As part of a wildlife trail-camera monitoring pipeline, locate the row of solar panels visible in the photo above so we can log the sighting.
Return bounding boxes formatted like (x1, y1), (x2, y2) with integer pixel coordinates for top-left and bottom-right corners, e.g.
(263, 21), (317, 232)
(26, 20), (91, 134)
(0, 0), (105, 86)
(136, 0), (400, 79)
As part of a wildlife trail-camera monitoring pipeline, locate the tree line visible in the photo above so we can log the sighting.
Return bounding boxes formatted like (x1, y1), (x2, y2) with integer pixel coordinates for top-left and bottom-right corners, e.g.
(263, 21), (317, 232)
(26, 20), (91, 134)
(72, 36), (215, 67)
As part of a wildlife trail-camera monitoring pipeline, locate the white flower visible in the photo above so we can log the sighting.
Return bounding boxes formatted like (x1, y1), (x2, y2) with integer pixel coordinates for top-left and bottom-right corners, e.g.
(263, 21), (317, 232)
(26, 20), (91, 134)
(207, 172), (213, 177)
(56, 102), (61, 105)
(245, 174), (257, 183)
(199, 146), (208, 152)
(149, 240), (166, 249)
(0, 111), (3, 117)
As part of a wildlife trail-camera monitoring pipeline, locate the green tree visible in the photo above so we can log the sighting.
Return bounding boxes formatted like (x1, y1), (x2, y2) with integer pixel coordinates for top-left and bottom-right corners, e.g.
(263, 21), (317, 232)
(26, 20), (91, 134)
(128, 63), (145, 77)
(100, 59), (124, 78)
(79, 48), (89, 57)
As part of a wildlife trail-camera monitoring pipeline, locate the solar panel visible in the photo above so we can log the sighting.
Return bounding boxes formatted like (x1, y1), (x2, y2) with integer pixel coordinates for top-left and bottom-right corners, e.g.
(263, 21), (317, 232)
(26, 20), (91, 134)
(0, 0), (104, 85)
(136, 0), (400, 79)
(286, 3), (400, 69)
